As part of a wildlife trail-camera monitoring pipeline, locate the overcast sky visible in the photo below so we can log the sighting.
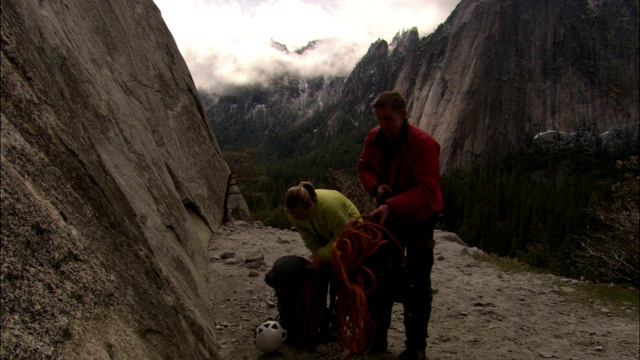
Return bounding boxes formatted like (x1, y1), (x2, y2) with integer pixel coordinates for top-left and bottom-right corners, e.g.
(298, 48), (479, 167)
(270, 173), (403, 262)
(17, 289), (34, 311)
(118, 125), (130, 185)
(153, 0), (460, 94)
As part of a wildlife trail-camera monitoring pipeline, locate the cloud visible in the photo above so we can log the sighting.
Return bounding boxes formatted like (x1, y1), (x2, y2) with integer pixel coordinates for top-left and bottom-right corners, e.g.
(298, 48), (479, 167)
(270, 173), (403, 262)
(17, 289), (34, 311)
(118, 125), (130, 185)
(153, 0), (459, 93)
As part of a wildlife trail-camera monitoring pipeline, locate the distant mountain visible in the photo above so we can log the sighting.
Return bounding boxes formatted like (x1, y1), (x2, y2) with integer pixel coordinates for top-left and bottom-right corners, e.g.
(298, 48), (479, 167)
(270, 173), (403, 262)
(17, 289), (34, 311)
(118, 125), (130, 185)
(340, 0), (639, 171)
(270, 39), (321, 55)
(202, 74), (346, 152)
(203, 0), (638, 173)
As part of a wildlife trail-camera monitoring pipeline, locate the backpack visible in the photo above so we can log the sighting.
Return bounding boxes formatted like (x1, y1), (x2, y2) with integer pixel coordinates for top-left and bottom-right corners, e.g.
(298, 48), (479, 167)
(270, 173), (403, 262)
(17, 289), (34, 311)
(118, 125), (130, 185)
(264, 255), (330, 348)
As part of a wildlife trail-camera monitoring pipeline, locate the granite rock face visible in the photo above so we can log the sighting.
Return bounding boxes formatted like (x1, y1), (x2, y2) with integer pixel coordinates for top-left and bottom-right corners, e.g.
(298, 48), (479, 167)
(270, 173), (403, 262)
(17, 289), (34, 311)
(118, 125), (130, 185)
(344, 0), (639, 171)
(1, 0), (247, 358)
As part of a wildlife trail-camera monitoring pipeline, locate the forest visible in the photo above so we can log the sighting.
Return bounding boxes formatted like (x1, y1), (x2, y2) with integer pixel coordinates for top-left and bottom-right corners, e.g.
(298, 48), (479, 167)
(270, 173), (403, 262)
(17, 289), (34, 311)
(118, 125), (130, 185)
(440, 151), (638, 287)
(218, 107), (638, 288)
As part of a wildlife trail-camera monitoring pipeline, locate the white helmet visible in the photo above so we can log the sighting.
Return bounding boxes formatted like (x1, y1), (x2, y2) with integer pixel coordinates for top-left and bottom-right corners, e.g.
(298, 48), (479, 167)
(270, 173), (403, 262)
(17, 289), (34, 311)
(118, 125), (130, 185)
(254, 320), (287, 353)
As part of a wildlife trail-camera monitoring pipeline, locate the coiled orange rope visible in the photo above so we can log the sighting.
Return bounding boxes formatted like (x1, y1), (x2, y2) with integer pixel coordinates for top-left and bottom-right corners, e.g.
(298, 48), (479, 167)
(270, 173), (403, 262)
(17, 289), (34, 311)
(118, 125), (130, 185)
(330, 216), (405, 356)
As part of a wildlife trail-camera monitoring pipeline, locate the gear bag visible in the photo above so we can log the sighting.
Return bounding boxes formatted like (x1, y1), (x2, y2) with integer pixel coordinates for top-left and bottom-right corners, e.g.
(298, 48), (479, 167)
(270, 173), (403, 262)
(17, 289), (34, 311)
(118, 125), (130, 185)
(264, 255), (330, 347)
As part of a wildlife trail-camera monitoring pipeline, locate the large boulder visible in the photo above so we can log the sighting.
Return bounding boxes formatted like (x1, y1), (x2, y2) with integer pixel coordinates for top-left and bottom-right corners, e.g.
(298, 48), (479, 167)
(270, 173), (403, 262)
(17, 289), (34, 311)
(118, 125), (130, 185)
(1, 0), (247, 358)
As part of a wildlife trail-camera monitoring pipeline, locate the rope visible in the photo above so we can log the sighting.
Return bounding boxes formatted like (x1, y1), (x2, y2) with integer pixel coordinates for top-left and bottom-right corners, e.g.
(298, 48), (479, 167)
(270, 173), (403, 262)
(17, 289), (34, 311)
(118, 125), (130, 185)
(330, 215), (405, 356)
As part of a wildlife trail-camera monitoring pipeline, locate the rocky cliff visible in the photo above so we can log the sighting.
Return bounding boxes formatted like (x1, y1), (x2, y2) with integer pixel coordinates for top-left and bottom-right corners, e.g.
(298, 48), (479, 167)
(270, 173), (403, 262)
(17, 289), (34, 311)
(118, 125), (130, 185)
(1, 0), (247, 358)
(203, 0), (638, 174)
(343, 0), (639, 171)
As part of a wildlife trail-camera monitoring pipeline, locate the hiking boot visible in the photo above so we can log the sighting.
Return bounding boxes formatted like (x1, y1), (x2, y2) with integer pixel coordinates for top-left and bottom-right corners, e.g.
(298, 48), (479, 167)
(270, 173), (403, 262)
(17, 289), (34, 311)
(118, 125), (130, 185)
(397, 347), (426, 360)
(324, 321), (339, 343)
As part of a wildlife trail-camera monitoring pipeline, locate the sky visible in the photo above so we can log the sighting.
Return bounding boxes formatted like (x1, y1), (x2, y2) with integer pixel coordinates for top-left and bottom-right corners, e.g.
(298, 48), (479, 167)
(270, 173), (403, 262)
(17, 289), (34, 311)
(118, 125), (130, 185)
(153, 0), (460, 94)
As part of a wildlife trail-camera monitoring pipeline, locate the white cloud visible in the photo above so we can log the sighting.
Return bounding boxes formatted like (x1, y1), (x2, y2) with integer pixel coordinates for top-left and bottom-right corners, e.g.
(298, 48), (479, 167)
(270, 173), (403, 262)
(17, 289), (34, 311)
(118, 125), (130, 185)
(153, 0), (459, 93)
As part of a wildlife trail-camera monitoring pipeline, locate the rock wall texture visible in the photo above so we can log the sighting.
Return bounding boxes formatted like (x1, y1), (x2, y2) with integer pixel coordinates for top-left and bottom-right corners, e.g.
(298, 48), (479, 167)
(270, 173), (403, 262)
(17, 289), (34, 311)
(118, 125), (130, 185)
(1, 0), (247, 358)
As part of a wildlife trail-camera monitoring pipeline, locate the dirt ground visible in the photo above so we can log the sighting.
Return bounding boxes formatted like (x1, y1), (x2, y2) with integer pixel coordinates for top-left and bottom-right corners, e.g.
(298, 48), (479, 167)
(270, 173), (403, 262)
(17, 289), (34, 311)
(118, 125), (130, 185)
(206, 221), (639, 360)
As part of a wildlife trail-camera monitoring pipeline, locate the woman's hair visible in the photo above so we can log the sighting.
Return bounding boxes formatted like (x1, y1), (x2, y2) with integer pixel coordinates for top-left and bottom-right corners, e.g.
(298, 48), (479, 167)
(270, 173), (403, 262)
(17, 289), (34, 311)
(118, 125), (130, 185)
(370, 91), (406, 112)
(285, 181), (318, 210)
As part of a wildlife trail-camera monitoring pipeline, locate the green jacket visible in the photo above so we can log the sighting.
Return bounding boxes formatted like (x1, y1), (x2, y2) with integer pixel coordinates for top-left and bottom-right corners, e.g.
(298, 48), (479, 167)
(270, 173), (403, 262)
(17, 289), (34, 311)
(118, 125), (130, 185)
(287, 189), (360, 262)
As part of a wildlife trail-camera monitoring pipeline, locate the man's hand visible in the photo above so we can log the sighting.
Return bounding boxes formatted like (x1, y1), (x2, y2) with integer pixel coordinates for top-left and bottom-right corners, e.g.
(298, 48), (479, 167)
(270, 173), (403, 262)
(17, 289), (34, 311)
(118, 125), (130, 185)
(377, 184), (393, 198)
(371, 204), (390, 225)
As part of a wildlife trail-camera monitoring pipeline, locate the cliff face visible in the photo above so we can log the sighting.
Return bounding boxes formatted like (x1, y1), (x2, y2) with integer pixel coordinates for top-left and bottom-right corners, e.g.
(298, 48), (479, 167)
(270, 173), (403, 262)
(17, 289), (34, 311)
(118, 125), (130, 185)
(345, 0), (639, 171)
(339, 28), (421, 116)
(1, 0), (247, 358)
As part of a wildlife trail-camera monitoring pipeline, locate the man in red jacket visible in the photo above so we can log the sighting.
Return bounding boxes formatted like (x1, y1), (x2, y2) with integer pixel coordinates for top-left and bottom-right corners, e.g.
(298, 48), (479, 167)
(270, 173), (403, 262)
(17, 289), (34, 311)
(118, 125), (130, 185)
(358, 91), (443, 360)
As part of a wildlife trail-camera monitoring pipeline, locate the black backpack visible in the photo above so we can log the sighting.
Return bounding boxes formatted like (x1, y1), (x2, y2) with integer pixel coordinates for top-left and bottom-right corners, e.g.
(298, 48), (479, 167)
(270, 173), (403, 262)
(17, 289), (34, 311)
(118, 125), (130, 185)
(264, 255), (330, 348)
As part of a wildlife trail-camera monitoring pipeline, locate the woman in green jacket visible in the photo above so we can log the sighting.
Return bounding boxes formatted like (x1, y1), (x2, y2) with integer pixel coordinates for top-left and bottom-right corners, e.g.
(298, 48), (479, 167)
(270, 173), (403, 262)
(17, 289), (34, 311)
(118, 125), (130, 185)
(285, 181), (360, 268)
(285, 181), (360, 335)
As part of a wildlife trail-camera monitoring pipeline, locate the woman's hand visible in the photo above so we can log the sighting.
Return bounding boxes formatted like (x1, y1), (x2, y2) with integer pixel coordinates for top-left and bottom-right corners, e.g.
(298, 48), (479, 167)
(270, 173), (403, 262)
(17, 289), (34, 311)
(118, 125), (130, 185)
(307, 253), (322, 270)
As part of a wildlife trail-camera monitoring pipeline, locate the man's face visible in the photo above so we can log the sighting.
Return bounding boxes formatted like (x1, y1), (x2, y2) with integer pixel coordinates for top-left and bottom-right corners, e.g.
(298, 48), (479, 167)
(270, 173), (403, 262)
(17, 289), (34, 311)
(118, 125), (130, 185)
(374, 105), (406, 139)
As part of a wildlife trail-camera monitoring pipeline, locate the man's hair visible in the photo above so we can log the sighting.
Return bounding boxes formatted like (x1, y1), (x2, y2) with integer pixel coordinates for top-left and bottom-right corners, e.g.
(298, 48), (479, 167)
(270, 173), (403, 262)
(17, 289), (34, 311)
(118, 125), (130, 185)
(370, 91), (406, 112)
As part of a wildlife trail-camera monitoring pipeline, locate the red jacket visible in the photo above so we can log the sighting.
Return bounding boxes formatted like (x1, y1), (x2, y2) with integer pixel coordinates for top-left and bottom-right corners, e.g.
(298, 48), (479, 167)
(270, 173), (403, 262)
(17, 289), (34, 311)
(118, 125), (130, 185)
(358, 121), (443, 226)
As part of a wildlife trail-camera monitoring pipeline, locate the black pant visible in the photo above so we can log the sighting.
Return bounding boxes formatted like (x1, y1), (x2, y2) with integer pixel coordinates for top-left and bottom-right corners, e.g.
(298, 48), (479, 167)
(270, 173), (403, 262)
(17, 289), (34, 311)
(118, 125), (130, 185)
(367, 213), (437, 351)
(317, 263), (338, 328)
